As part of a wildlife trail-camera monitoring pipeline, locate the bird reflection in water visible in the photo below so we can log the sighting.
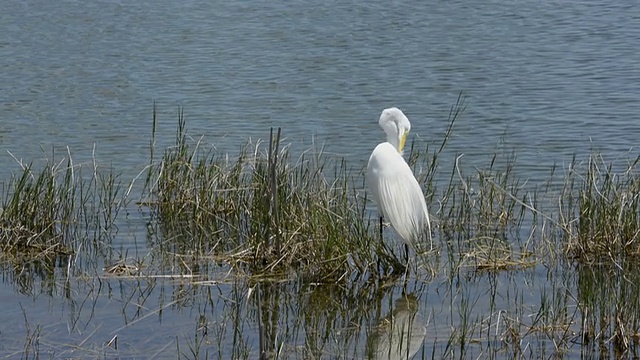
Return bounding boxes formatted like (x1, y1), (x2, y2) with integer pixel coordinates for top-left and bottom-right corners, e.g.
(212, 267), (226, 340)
(366, 293), (427, 360)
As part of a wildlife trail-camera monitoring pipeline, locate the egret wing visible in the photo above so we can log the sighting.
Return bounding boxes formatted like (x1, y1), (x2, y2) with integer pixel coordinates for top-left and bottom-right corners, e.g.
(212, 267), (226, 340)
(367, 143), (431, 247)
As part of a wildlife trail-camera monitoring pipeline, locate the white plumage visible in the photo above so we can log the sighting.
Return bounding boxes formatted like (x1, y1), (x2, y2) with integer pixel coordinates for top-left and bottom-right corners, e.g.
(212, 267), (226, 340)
(366, 107), (432, 251)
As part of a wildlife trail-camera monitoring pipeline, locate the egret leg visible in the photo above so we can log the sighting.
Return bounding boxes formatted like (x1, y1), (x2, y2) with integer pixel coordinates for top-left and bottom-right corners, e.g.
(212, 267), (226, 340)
(402, 270), (409, 293)
(405, 244), (410, 277)
(377, 216), (383, 274)
(403, 255), (410, 280)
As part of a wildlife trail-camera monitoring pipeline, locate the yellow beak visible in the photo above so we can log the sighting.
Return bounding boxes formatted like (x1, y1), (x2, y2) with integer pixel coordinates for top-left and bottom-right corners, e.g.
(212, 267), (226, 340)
(398, 131), (408, 153)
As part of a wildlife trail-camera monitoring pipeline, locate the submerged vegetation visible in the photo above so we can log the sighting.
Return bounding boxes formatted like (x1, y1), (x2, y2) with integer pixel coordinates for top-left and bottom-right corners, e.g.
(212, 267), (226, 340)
(2, 98), (640, 358)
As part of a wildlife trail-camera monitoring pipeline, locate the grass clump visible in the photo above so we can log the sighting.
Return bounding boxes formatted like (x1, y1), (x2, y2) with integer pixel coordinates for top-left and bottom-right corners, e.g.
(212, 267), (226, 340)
(0, 150), (127, 266)
(0, 159), (77, 257)
(565, 154), (640, 262)
(145, 111), (386, 280)
(556, 155), (640, 355)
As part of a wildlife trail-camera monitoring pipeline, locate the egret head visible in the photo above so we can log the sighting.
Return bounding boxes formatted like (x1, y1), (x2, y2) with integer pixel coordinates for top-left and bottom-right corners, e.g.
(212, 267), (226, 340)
(379, 107), (411, 154)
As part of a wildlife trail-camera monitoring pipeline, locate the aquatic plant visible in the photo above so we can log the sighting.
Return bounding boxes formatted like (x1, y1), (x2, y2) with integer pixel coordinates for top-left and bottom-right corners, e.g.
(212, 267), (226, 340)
(564, 154), (640, 262)
(0, 149), (126, 264)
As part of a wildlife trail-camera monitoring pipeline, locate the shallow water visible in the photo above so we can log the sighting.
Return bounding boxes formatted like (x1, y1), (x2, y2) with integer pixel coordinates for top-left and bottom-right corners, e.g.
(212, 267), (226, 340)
(1, 0), (639, 358)
(0, 253), (569, 358)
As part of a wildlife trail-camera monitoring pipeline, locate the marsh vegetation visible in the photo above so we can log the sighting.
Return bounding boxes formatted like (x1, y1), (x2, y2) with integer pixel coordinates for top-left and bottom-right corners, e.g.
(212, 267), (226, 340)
(2, 99), (640, 359)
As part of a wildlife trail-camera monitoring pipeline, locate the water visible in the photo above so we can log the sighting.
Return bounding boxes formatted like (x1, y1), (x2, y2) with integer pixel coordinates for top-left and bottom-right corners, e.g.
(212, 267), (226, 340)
(1, 0), (639, 358)
(2, 1), (638, 170)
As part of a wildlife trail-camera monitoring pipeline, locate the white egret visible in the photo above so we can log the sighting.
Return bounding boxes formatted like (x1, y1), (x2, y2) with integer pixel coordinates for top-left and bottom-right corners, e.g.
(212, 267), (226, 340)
(366, 107), (432, 260)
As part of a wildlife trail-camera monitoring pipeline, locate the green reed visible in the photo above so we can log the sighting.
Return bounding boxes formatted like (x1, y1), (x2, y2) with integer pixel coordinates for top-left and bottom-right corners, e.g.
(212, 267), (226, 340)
(562, 154), (640, 262)
(144, 111), (389, 280)
(0, 148), (129, 282)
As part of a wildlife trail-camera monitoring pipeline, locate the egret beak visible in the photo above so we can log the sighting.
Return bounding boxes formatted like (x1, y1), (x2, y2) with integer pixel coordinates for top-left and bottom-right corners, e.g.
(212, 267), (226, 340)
(398, 131), (408, 154)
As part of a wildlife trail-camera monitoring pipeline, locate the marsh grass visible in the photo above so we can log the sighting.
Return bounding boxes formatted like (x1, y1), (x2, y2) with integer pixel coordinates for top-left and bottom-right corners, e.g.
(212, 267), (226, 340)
(144, 110), (393, 280)
(0, 150), (127, 265)
(575, 260), (640, 356)
(7, 96), (635, 281)
(432, 150), (540, 279)
(0, 159), (77, 258)
(563, 154), (640, 262)
(549, 153), (640, 355)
